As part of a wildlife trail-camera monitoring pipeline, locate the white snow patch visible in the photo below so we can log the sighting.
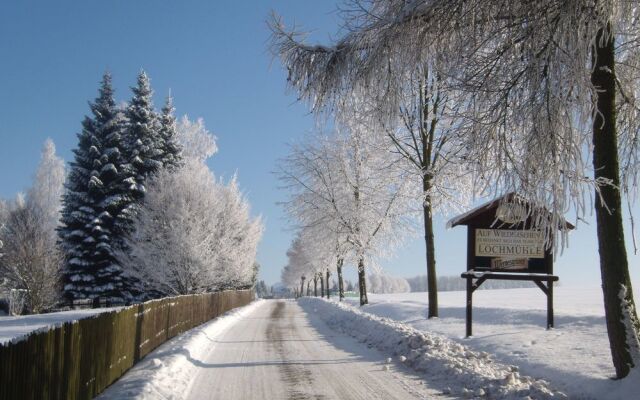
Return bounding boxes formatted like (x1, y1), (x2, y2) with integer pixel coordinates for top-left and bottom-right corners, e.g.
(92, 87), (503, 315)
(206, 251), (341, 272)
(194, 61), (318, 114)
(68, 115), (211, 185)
(300, 297), (566, 399)
(344, 287), (640, 399)
(0, 307), (120, 345)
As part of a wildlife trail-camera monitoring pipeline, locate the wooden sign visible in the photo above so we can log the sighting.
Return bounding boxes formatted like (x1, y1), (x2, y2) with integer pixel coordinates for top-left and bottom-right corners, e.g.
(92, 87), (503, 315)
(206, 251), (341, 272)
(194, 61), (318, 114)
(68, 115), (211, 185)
(475, 229), (545, 259)
(448, 193), (575, 337)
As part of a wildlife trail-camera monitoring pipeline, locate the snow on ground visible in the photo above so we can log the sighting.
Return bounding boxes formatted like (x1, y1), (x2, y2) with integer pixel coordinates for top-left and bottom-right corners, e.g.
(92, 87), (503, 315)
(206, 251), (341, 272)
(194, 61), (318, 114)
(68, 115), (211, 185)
(343, 286), (640, 399)
(0, 307), (120, 345)
(98, 300), (264, 400)
(301, 297), (566, 399)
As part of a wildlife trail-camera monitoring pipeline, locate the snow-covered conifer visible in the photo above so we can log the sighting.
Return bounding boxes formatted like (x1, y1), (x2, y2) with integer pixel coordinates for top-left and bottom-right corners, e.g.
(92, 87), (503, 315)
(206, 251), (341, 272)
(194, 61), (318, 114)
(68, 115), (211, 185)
(59, 73), (132, 302)
(124, 70), (164, 197)
(158, 94), (182, 169)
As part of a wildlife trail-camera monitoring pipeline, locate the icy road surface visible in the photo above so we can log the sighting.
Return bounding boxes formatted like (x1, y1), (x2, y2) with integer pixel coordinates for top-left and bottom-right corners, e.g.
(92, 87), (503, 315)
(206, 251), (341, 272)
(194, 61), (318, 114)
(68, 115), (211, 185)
(186, 299), (444, 400)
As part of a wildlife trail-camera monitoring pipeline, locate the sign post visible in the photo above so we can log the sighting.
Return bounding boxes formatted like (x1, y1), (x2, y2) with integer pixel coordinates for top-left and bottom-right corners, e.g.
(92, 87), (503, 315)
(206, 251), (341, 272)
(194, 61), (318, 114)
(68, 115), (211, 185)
(448, 193), (574, 337)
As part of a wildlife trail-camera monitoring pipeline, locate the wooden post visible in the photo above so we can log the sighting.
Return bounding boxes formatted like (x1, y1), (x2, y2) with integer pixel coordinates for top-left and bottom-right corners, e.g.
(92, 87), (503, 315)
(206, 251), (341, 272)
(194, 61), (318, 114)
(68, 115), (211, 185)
(548, 281), (554, 329)
(466, 276), (473, 337)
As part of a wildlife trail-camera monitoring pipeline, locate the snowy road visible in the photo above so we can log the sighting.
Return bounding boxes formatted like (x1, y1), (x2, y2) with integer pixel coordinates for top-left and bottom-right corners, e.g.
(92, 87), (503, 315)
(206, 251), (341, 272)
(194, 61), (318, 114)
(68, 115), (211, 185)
(185, 299), (443, 400)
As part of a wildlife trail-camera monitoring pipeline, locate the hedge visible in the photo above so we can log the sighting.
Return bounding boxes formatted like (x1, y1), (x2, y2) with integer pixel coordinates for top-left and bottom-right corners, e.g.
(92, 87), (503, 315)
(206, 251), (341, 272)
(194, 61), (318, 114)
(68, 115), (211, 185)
(0, 289), (254, 400)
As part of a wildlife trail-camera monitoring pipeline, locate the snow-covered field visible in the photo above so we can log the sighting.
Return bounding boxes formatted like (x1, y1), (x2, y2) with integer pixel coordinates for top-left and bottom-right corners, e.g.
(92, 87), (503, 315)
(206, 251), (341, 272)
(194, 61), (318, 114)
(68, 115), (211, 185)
(344, 286), (640, 399)
(0, 307), (119, 345)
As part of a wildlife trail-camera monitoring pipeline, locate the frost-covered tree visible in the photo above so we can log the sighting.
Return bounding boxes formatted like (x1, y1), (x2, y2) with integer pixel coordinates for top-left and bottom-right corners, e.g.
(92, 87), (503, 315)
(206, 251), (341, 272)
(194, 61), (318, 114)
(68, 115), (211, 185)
(120, 161), (221, 296)
(368, 272), (410, 294)
(27, 139), (66, 229)
(0, 200), (6, 261)
(59, 73), (132, 302)
(282, 228), (336, 298)
(281, 233), (321, 296)
(270, 0), (640, 377)
(377, 72), (472, 317)
(1, 197), (62, 313)
(0, 140), (65, 313)
(157, 94), (183, 170)
(338, 86), (472, 314)
(120, 121), (262, 296)
(280, 123), (413, 305)
(214, 176), (263, 290)
(255, 280), (270, 298)
(176, 116), (218, 163)
(125, 70), (163, 198)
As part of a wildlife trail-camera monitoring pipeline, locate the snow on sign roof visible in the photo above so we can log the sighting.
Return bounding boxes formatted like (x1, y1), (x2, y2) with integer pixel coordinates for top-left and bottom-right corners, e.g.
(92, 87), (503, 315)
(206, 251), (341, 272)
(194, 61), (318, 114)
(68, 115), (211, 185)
(446, 192), (575, 230)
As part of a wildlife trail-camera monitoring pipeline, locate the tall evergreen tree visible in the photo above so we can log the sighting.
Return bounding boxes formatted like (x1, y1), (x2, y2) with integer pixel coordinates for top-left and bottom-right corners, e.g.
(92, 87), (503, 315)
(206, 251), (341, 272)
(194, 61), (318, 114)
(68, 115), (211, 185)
(59, 73), (133, 302)
(158, 94), (182, 169)
(125, 70), (164, 198)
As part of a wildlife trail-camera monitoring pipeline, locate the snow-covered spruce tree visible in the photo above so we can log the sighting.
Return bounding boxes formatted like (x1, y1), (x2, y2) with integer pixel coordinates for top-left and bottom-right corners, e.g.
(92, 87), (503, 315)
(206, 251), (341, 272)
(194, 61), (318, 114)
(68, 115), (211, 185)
(158, 94), (183, 170)
(59, 73), (133, 302)
(0, 140), (65, 313)
(124, 70), (164, 199)
(270, 1), (640, 377)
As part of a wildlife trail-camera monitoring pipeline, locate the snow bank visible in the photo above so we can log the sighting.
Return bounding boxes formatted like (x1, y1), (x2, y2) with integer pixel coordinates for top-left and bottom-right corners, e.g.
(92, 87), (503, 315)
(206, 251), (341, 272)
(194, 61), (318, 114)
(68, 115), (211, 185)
(300, 297), (567, 399)
(98, 300), (264, 400)
(344, 288), (640, 399)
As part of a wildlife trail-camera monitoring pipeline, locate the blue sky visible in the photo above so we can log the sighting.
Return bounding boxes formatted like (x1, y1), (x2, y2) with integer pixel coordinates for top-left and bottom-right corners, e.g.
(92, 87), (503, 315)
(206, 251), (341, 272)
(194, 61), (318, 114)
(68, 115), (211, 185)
(1, 1), (638, 289)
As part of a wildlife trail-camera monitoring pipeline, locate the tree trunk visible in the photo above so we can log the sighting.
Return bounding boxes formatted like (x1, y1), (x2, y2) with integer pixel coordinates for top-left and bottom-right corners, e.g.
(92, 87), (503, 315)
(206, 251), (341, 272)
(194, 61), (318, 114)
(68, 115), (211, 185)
(326, 270), (331, 299)
(592, 24), (640, 379)
(320, 274), (325, 298)
(300, 277), (305, 297)
(307, 281), (311, 296)
(357, 257), (368, 306)
(314, 276), (318, 297)
(423, 191), (438, 318)
(337, 258), (345, 301)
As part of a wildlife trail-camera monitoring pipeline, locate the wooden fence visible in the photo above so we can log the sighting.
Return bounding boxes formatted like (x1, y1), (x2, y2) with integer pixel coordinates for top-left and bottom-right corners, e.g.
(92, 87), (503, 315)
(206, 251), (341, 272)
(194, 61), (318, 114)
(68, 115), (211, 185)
(0, 289), (254, 400)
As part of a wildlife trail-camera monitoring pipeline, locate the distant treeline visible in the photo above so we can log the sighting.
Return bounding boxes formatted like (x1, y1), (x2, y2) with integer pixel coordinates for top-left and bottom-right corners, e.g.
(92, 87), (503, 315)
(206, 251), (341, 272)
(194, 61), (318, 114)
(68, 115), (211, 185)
(406, 275), (541, 292)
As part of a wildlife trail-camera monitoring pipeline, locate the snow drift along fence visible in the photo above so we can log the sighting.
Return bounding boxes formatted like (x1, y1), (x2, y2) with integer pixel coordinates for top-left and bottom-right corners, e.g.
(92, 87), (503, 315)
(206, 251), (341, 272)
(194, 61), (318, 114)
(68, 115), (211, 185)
(0, 289), (254, 400)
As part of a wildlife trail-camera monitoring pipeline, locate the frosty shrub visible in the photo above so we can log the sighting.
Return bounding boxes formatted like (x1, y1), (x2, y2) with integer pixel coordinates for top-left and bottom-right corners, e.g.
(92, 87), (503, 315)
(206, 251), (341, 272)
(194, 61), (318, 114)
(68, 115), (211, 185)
(121, 160), (262, 297)
(0, 140), (64, 313)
